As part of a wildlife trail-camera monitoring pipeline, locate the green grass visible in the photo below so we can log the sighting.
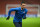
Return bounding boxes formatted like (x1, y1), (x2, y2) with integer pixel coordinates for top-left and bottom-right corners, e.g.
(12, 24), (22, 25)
(0, 17), (40, 27)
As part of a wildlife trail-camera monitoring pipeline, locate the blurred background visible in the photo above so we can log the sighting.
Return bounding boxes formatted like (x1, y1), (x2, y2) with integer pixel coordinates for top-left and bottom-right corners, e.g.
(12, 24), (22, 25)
(0, 0), (40, 27)
(0, 0), (40, 17)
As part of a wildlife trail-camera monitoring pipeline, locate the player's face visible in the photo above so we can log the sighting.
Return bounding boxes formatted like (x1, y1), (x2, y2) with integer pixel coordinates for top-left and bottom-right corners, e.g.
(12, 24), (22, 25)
(21, 3), (26, 8)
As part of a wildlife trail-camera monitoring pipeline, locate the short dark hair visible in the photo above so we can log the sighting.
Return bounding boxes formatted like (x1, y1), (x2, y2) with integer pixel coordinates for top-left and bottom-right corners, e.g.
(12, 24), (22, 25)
(21, 2), (25, 5)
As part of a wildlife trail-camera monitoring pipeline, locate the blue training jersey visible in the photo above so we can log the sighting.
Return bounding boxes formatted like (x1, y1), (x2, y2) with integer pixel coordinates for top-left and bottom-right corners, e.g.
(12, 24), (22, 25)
(8, 7), (28, 22)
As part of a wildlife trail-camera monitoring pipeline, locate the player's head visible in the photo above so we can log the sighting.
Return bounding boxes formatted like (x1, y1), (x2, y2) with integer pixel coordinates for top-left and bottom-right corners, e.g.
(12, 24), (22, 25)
(21, 2), (26, 8)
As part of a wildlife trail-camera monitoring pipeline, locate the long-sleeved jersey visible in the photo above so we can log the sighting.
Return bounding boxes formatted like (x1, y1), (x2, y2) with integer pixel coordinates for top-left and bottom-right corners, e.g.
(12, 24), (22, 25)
(8, 7), (28, 22)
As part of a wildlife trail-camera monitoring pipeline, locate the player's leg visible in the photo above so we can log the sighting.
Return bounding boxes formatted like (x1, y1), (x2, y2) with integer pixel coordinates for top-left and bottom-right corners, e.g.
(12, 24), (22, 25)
(19, 22), (22, 27)
(13, 22), (20, 27)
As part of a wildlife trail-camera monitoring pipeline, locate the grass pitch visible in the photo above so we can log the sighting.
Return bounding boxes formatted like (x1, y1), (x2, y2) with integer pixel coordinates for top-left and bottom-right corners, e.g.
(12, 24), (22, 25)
(0, 17), (40, 27)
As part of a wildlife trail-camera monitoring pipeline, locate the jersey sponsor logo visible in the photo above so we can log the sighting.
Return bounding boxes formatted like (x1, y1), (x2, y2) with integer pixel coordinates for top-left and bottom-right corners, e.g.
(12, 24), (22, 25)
(23, 11), (25, 13)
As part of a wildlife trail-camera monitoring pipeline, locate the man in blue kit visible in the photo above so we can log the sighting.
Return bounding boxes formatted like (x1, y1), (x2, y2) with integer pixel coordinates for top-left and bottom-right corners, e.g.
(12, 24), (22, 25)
(6, 2), (28, 27)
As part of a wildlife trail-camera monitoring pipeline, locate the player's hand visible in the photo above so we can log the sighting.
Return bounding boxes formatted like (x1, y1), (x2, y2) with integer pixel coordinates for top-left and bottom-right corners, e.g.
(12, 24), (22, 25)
(6, 16), (10, 20)
(23, 17), (26, 19)
(23, 18), (26, 19)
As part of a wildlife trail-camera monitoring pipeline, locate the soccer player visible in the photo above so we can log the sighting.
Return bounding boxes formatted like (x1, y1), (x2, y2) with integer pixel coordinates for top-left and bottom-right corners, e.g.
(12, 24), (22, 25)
(6, 2), (28, 27)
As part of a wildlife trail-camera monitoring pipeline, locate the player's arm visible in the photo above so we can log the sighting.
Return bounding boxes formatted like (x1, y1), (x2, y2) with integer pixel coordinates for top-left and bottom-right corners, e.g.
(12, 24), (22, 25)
(23, 14), (26, 19)
(23, 9), (28, 19)
(6, 8), (18, 20)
